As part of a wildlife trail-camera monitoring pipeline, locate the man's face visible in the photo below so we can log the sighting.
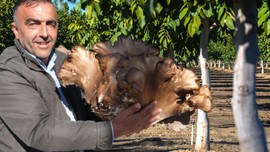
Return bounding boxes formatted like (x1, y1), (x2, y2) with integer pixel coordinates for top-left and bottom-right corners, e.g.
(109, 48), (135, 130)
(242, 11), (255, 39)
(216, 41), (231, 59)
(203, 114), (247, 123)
(12, 2), (58, 64)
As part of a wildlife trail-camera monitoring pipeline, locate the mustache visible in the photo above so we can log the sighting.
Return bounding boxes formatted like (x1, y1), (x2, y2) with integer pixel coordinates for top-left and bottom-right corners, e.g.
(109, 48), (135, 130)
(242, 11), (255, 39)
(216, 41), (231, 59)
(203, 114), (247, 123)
(35, 37), (52, 43)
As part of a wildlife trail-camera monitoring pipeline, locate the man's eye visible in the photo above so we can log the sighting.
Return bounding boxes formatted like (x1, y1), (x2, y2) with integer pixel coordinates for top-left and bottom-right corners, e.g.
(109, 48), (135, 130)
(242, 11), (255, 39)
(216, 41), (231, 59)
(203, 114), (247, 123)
(47, 21), (57, 28)
(29, 23), (36, 26)
(28, 22), (39, 28)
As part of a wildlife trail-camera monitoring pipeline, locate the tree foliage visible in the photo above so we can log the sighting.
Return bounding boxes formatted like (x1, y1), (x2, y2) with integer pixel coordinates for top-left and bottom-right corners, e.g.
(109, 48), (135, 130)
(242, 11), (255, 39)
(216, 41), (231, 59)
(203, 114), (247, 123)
(258, 0), (270, 36)
(1, 0), (270, 65)
(57, 3), (84, 49)
(208, 32), (235, 66)
(66, 0), (200, 64)
(0, 0), (15, 53)
(258, 34), (270, 62)
(257, 0), (270, 63)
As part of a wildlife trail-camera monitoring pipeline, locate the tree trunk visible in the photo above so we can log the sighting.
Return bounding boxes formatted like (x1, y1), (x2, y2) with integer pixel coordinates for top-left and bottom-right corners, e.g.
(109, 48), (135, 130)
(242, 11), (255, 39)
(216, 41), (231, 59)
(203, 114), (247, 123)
(232, 0), (268, 151)
(261, 60), (264, 74)
(195, 18), (210, 151)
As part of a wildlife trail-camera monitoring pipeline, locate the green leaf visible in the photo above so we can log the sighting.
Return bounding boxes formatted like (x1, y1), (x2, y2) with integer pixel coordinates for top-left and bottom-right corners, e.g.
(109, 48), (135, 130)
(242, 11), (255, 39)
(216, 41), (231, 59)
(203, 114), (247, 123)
(75, 1), (82, 11)
(162, 38), (167, 48)
(188, 23), (196, 37)
(194, 14), (201, 27)
(136, 6), (146, 28)
(158, 30), (165, 42)
(155, 3), (163, 14)
(199, 8), (206, 19)
(139, 0), (146, 5)
(121, 26), (127, 35)
(258, 3), (268, 18)
(169, 19), (180, 31)
(110, 32), (122, 43)
(131, 1), (137, 14)
(160, 49), (164, 56)
(225, 16), (234, 30)
(258, 12), (270, 27)
(218, 6), (224, 20)
(85, 5), (93, 18)
(203, 5), (212, 18)
(93, 2), (101, 16)
(264, 20), (270, 35)
(184, 16), (191, 27)
(68, 23), (75, 30)
(180, 7), (189, 20)
(142, 30), (150, 40)
(220, 13), (226, 27)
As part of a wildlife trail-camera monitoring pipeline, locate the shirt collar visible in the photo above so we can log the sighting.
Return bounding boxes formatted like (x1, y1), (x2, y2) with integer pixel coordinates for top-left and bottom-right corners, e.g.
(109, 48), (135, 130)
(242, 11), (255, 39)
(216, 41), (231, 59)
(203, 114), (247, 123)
(25, 49), (57, 72)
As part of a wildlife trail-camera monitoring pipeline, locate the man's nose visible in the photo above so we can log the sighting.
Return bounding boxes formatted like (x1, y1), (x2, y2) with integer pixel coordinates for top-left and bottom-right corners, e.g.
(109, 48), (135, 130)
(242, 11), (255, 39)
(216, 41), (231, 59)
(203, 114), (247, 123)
(39, 24), (48, 38)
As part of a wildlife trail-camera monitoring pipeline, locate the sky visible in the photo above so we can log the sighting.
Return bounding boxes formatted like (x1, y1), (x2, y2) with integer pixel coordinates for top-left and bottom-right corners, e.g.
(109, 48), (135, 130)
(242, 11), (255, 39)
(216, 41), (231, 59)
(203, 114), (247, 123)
(66, 0), (76, 10)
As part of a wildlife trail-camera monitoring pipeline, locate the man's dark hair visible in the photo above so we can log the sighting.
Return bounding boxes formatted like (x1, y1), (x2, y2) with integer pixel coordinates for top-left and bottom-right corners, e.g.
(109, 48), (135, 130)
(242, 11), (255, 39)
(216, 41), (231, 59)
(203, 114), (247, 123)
(13, 0), (53, 21)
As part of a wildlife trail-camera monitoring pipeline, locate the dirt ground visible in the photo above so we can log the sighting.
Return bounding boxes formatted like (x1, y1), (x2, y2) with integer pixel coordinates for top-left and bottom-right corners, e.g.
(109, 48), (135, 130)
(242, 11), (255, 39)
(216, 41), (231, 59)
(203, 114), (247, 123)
(98, 67), (270, 152)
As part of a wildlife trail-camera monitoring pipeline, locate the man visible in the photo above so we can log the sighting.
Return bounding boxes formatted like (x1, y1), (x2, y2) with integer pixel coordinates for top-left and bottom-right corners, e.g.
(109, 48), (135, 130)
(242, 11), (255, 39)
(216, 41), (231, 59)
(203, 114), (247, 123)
(0, 0), (162, 151)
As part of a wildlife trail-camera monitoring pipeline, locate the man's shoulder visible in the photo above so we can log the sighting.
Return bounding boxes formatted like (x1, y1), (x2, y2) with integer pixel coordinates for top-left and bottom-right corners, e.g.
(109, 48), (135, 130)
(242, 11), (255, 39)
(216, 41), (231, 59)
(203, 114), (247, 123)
(0, 46), (21, 64)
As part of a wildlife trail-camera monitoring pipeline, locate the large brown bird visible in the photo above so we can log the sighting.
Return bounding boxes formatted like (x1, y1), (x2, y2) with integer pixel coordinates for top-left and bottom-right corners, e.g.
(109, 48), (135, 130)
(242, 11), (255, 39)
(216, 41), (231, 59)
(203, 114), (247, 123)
(57, 37), (212, 123)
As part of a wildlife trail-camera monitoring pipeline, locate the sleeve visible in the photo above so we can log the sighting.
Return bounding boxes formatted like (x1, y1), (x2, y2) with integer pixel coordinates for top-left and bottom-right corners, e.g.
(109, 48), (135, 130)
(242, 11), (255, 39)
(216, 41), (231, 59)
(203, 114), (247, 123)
(0, 67), (113, 151)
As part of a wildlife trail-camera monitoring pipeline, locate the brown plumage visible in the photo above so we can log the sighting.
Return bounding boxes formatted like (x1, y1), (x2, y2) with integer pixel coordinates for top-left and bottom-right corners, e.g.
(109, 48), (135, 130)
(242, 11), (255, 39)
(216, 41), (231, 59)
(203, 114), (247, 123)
(57, 37), (212, 122)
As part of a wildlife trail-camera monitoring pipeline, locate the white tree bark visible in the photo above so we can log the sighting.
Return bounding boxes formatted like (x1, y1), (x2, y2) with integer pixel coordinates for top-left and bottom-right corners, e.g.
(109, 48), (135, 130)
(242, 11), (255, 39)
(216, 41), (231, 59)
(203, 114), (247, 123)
(232, 0), (268, 151)
(195, 18), (211, 151)
(261, 60), (264, 74)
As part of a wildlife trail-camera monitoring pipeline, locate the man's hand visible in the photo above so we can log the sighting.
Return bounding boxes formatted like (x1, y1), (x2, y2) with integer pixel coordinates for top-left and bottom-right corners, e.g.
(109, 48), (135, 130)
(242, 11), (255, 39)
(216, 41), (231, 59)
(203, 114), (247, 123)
(111, 101), (162, 138)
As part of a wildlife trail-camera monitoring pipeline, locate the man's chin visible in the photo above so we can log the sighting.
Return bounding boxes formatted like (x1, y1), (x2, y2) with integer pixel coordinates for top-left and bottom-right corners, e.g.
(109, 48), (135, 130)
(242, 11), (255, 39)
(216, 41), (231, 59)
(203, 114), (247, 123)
(36, 51), (53, 64)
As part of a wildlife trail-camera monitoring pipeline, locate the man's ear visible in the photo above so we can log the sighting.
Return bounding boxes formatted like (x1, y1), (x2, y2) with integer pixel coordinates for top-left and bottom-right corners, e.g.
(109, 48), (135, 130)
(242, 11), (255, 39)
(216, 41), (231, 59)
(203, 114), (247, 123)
(11, 22), (19, 39)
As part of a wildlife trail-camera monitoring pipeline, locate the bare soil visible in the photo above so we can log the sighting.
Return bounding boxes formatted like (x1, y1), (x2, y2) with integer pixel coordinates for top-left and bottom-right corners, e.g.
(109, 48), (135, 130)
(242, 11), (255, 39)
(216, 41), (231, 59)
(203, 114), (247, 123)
(99, 67), (270, 152)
